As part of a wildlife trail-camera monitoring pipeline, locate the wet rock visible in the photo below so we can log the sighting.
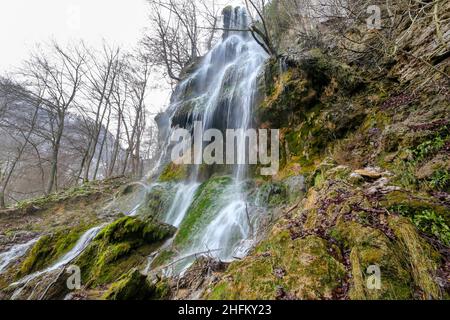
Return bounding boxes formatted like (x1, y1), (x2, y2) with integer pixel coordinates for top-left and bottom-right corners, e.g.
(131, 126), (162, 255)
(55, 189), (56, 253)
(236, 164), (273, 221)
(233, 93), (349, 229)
(353, 168), (386, 180)
(104, 268), (168, 300)
(206, 233), (346, 300)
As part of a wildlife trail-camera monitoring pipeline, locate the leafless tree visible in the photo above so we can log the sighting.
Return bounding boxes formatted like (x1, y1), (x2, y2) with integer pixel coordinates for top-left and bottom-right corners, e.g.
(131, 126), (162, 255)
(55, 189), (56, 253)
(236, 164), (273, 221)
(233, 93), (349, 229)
(118, 50), (153, 178)
(78, 42), (120, 182)
(107, 56), (130, 178)
(0, 80), (43, 207)
(143, 0), (218, 84)
(18, 42), (87, 194)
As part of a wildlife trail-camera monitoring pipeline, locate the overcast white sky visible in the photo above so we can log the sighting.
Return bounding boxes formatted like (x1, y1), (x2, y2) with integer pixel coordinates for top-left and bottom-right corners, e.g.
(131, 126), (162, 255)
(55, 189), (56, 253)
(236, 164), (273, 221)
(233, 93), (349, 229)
(0, 0), (171, 112)
(0, 0), (150, 69)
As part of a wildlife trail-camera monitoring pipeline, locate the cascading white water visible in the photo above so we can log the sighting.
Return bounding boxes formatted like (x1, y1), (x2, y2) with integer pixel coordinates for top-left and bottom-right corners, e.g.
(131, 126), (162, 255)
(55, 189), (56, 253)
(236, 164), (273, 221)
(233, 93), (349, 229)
(9, 226), (102, 300)
(164, 183), (201, 227)
(0, 239), (38, 274)
(156, 7), (269, 268)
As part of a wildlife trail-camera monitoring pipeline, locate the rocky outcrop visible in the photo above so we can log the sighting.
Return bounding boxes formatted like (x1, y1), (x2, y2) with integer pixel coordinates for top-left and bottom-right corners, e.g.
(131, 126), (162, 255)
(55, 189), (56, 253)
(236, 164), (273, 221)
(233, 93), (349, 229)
(206, 162), (447, 299)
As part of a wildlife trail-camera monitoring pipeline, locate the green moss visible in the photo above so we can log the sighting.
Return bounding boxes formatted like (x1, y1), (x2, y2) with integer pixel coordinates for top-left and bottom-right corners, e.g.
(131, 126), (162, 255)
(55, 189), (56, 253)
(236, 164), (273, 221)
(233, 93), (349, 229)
(74, 216), (176, 288)
(208, 282), (230, 300)
(15, 180), (112, 211)
(103, 268), (169, 300)
(150, 249), (176, 269)
(413, 134), (448, 164)
(142, 183), (176, 219)
(207, 232), (345, 300)
(385, 192), (450, 245)
(158, 162), (188, 183)
(388, 131), (450, 190)
(388, 216), (441, 299)
(256, 182), (288, 207)
(391, 205), (450, 246)
(96, 216), (175, 245)
(330, 218), (435, 300)
(18, 226), (88, 278)
(174, 176), (232, 247)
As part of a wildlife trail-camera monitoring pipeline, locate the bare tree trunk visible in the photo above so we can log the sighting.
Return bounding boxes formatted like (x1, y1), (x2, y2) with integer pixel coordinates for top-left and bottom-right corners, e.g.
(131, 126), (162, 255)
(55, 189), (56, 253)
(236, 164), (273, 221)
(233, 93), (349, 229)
(108, 110), (122, 177)
(93, 104), (112, 180)
(0, 106), (41, 207)
(46, 117), (64, 195)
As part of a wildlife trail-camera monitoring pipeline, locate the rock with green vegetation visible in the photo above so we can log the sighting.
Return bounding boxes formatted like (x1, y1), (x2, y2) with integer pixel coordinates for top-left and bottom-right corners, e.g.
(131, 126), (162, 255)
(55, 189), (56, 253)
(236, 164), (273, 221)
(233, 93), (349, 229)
(254, 182), (288, 207)
(150, 249), (177, 269)
(388, 215), (441, 299)
(174, 176), (232, 248)
(141, 183), (176, 219)
(158, 162), (189, 183)
(258, 55), (368, 179)
(17, 226), (89, 278)
(206, 160), (446, 300)
(331, 219), (413, 300)
(73, 215), (175, 289)
(15, 177), (127, 214)
(103, 268), (170, 300)
(206, 231), (346, 300)
(281, 175), (306, 203)
(383, 191), (450, 246)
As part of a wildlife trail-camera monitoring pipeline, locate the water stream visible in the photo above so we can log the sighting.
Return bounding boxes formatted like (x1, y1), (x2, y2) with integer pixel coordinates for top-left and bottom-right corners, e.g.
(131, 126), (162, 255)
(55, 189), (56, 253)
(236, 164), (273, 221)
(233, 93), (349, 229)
(155, 7), (269, 270)
(0, 239), (38, 274)
(9, 226), (102, 300)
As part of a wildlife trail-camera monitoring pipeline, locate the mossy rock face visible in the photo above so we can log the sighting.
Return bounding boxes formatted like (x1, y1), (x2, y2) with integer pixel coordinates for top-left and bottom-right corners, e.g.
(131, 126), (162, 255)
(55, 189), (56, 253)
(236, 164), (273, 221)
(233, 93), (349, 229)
(330, 219), (413, 300)
(381, 191), (450, 246)
(159, 162), (189, 183)
(295, 49), (365, 94)
(258, 50), (365, 129)
(208, 160), (445, 300)
(73, 216), (176, 288)
(259, 60), (367, 176)
(254, 182), (289, 207)
(96, 216), (175, 245)
(174, 176), (232, 248)
(17, 226), (88, 278)
(258, 61), (317, 128)
(141, 183), (176, 219)
(103, 268), (170, 300)
(388, 215), (441, 299)
(206, 232), (346, 300)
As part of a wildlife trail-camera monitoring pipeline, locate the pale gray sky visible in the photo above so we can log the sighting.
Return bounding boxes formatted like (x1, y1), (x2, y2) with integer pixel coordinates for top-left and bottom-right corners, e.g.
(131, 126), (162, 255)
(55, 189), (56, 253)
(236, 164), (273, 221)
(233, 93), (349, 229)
(0, 0), (173, 112)
(0, 0), (149, 70)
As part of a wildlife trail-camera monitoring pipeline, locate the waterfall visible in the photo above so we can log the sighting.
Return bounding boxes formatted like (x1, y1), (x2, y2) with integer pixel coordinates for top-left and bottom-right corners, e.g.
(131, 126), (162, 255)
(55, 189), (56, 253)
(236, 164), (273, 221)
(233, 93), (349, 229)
(9, 226), (102, 300)
(0, 239), (38, 274)
(155, 7), (269, 270)
(164, 182), (201, 227)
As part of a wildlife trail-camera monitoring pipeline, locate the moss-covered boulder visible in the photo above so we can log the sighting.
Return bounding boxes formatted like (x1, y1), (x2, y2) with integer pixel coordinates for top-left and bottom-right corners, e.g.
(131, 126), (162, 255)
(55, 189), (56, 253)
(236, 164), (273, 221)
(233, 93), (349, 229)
(140, 183), (177, 220)
(73, 216), (175, 289)
(17, 226), (88, 278)
(103, 268), (170, 300)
